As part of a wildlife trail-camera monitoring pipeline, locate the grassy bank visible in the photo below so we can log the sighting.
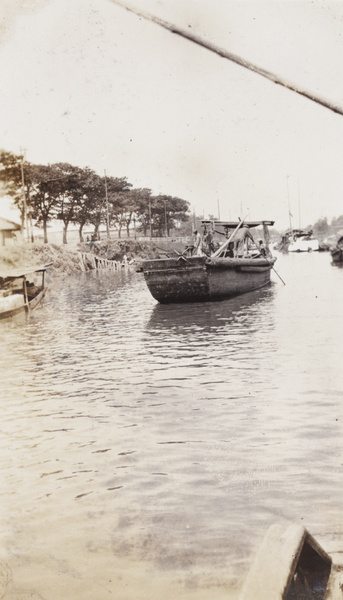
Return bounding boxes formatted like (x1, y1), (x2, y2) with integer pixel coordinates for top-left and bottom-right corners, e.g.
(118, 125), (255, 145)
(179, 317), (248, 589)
(0, 239), (186, 274)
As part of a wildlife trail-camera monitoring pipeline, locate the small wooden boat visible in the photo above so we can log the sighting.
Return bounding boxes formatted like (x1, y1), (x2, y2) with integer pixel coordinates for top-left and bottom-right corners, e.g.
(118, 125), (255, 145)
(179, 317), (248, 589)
(142, 220), (277, 303)
(330, 235), (343, 264)
(239, 523), (342, 600)
(0, 264), (51, 320)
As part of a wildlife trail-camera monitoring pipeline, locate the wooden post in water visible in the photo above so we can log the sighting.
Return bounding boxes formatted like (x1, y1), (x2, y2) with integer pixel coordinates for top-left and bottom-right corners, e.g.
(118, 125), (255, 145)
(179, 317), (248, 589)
(23, 276), (29, 311)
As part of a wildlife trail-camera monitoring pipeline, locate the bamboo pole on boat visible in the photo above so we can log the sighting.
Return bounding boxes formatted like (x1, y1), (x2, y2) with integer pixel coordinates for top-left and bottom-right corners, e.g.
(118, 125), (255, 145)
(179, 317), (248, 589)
(252, 240), (286, 286)
(211, 217), (247, 258)
(110, 0), (343, 117)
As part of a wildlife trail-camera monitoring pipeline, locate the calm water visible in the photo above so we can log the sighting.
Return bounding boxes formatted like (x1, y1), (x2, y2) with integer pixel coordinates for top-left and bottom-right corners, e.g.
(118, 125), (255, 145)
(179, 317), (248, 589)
(0, 251), (343, 599)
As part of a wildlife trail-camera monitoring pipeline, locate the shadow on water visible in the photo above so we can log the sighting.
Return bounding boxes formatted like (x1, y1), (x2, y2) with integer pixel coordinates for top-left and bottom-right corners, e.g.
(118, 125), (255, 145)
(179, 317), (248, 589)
(146, 284), (277, 335)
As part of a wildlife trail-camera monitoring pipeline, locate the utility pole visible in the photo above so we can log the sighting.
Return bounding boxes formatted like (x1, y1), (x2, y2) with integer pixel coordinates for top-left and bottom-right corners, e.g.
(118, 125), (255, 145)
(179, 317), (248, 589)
(149, 197), (152, 239)
(298, 178), (301, 230)
(20, 149), (29, 242)
(287, 175), (293, 234)
(164, 199), (168, 237)
(104, 169), (110, 240)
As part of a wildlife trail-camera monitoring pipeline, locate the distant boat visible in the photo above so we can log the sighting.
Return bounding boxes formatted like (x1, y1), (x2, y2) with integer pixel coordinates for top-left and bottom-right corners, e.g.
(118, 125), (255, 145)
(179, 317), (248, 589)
(288, 229), (319, 252)
(277, 229), (319, 253)
(142, 220), (277, 303)
(330, 235), (343, 264)
(0, 264), (50, 320)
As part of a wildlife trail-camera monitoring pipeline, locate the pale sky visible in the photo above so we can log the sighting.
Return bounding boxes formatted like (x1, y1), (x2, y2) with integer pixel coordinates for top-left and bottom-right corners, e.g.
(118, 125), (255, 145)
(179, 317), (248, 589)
(1, 0), (343, 229)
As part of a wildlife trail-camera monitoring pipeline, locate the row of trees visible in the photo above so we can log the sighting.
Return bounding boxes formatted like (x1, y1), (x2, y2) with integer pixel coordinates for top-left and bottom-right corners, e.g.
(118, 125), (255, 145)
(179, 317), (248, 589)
(0, 151), (191, 244)
(311, 215), (343, 239)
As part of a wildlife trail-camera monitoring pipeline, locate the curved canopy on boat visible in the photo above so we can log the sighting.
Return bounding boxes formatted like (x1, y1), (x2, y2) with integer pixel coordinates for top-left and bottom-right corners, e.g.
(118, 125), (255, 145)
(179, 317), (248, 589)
(0, 264), (52, 280)
(283, 228), (313, 238)
(201, 220), (274, 229)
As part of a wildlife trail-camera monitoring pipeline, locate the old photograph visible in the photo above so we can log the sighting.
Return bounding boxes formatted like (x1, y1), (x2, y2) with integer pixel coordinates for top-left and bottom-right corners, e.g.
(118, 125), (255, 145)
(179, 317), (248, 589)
(1, 1), (343, 598)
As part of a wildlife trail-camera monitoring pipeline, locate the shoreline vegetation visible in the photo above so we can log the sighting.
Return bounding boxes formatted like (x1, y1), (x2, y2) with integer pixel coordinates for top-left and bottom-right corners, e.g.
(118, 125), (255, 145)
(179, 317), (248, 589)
(0, 239), (185, 275)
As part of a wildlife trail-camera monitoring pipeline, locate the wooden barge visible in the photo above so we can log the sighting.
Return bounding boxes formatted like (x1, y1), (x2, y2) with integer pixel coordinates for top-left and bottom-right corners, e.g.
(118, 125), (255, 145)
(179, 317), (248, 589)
(142, 220), (277, 304)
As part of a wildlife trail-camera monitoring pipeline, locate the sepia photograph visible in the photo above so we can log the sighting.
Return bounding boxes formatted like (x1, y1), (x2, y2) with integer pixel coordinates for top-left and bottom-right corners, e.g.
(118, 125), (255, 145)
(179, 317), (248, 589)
(1, 1), (343, 598)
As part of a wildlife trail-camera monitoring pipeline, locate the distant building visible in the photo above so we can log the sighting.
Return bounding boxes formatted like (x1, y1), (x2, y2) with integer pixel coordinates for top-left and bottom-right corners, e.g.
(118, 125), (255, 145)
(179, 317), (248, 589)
(0, 217), (22, 246)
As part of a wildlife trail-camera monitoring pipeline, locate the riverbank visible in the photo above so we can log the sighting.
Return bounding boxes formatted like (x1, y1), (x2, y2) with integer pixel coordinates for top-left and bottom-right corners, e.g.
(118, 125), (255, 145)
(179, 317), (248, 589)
(0, 239), (183, 274)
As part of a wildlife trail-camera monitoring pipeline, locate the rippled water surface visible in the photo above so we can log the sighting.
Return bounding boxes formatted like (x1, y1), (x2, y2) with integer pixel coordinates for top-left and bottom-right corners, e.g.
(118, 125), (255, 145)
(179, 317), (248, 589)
(1, 251), (343, 599)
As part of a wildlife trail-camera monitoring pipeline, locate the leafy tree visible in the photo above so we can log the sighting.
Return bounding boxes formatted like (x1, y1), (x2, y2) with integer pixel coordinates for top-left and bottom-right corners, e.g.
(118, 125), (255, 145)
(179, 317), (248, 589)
(52, 163), (89, 244)
(29, 164), (62, 243)
(72, 168), (103, 242)
(331, 215), (343, 233)
(104, 175), (132, 238)
(312, 216), (329, 239)
(132, 188), (153, 237)
(132, 192), (190, 237)
(151, 194), (190, 236)
(0, 150), (36, 238)
(151, 195), (169, 237)
(0, 149), (191, 243)
(111, 186), (154, 238)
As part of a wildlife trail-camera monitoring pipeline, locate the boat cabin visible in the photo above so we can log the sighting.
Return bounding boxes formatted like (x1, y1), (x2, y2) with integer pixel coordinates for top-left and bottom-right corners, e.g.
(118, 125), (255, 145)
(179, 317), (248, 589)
(196, 220), (275, 259)
(0, 264), (51, 319)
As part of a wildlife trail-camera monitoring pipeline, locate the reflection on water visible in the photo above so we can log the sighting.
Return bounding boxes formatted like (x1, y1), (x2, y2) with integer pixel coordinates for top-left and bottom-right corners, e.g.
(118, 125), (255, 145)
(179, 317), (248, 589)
(147, 286), (275, 333)
(0, 252), (343, 599)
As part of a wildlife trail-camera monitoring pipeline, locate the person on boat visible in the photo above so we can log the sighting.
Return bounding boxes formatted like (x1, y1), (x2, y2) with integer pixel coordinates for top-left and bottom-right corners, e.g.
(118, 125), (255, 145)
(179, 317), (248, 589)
(258, 239), (267, 256)
(224, 241), (235, 257)
(233, 224), (253, 257)
(193, 229), (202, 256)
(203, 226), (215, 255)
(258, 238), (273, 257)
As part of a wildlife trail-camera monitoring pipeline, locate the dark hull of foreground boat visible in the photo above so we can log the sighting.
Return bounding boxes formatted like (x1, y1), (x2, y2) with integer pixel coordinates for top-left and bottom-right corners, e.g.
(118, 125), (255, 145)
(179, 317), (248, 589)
(331, 248), (343, 263)
(142, 255), (276, 303)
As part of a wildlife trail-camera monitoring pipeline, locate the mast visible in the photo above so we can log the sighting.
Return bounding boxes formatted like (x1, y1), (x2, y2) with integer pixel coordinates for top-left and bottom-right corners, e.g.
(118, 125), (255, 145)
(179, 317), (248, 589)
(164, 198), (168, 237)
(20, 149), (29, 242)
(149, 197), (152, 239)
(287, 176), (293, 236)
(298, 178), (301, 230)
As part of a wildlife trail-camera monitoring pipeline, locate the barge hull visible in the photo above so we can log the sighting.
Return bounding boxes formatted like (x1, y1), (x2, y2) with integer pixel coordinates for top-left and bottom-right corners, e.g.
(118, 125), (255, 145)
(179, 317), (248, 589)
(143, 256), (275, 303)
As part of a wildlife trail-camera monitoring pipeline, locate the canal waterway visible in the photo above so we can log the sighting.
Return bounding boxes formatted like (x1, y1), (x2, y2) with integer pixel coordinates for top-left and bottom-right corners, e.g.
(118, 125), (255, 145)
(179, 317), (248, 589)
(0, 250), (342, 599)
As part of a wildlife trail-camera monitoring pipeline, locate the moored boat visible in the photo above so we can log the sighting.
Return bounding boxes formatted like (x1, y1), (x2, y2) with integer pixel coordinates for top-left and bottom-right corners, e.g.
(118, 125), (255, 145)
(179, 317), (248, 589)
(239, 523), (342, 600)
(142, 220), (277, 303)
(330, 235), (343, 264)
(286, 229), (319, 252)
(0, 264), (51, 320)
